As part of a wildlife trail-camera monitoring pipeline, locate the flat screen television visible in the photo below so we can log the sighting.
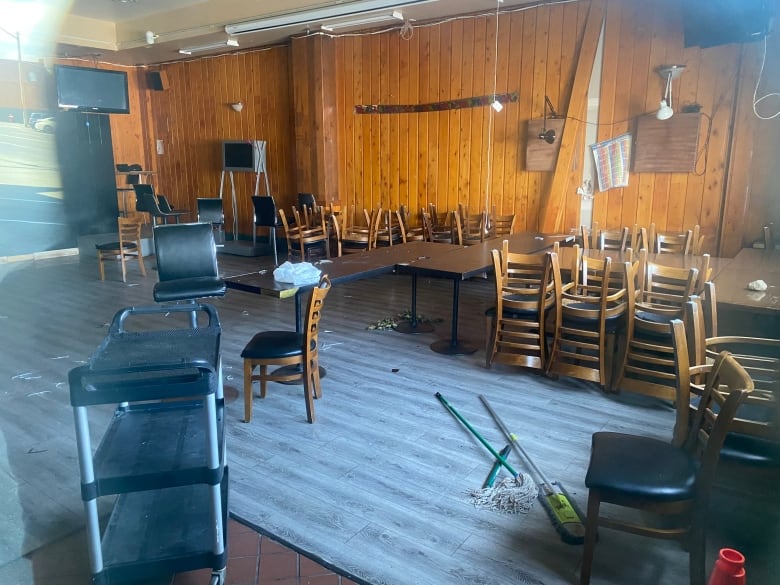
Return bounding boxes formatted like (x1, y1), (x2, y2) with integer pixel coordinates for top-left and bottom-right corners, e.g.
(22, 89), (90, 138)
(54, 65), (130, 114)
(222, 140), (258, 172)
(683, 0), (774, 48)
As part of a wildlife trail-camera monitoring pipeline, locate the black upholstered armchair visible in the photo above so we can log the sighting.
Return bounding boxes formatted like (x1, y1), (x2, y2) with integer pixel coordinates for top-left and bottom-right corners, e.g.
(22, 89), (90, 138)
(153, 223), (226, 326)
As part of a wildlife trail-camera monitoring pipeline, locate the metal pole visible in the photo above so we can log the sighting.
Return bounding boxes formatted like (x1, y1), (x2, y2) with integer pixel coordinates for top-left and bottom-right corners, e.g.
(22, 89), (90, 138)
(0, 28), (24, 125)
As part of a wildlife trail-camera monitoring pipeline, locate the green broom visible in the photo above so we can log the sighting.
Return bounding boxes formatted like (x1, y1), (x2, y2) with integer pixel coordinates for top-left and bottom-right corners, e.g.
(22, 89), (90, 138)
(479, 394), (586, 545)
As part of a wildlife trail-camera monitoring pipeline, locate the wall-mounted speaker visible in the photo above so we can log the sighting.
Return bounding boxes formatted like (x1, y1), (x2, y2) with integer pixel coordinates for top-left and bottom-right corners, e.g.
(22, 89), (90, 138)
(146, 70), (168, 91)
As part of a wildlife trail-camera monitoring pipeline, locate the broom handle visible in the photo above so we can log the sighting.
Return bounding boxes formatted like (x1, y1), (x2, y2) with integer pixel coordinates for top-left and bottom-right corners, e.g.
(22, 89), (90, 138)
(479, 394), (556, 496)
(435, 393), (520, 477)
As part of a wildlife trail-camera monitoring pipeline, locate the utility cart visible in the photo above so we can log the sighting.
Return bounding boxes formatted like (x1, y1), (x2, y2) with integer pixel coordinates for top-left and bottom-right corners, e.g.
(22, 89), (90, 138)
(69, 303), (227, 585)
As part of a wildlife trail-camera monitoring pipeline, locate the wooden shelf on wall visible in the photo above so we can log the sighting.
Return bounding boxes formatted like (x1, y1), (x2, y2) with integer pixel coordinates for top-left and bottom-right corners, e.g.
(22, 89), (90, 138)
(633, 112), (701, 173)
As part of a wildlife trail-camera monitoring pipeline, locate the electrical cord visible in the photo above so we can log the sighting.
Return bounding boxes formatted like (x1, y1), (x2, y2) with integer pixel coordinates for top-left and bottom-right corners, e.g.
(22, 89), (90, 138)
(752, 36), (780, 120)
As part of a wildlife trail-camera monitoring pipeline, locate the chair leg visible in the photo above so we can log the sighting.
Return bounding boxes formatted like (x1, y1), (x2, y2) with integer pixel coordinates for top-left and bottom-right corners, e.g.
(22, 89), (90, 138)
(259, 365), (268, 398)
(270, 227), (278, 266)
(119, 252), (128, 283)
(97, 252), (106, 281)
(137, 252), (147, 277)
(580, 490), (601, 585)
(243, 360), (253, 423)
(303, 360), (316, 424)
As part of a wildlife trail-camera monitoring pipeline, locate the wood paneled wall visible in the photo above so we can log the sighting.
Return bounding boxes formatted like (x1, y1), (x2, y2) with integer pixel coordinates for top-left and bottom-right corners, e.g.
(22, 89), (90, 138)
(104, 0), (777, 255)
(332, 2), (589, 232)
(143, 47), (296, 238)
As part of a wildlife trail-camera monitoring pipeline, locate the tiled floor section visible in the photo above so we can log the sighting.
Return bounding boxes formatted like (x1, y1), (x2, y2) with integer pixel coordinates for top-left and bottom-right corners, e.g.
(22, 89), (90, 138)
(172, 518), (361, 585)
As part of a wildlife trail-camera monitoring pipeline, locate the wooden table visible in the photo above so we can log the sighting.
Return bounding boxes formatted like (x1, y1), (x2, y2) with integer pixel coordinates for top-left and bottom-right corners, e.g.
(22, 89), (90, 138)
(402, 233), (572, 355)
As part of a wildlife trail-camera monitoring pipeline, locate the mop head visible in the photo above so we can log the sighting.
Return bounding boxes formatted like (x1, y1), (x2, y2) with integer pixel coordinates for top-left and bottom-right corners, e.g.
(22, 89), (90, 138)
(467, 473), (538, 514)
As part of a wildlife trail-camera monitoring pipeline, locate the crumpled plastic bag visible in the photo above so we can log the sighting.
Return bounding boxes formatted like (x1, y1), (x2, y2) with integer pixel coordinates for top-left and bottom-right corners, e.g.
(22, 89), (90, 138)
(747, 279), (768, 292)
(273, 261), (321, 285)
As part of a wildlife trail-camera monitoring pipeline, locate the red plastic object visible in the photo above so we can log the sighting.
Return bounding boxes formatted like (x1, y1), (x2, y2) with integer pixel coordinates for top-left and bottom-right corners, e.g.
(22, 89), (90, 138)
(707, 548), (746, 585)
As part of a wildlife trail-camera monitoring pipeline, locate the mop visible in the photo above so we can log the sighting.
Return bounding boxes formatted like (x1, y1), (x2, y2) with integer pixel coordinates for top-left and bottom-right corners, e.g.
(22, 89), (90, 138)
(435, 393), (538, 514)
(479, 394), (586, 545)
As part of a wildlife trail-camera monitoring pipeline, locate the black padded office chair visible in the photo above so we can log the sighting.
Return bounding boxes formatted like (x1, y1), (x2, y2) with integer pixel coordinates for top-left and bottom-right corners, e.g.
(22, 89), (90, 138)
(197, 198), (226, 245)
(251, 196), (279, 266)
(153, 223), (226, 327)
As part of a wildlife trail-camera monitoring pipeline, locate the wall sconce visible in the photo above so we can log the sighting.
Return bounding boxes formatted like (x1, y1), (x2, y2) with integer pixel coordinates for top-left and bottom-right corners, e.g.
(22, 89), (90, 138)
(656, 65), (685, 120)
(538, 96), (560, 144)
(230, 102), (244, 112)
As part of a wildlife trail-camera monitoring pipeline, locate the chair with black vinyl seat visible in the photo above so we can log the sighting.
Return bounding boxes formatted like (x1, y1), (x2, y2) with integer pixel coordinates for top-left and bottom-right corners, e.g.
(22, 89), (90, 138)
(196, 198), (225, 245)
(597, 227), (630, 251)
(580, 336), (753, 585)
(656, 229), (693, 255)
(134, 185), (188, 225)
(241, 274), (331, 423)
(251, 196), (279, 265)
(153, 222), (226, 327)
(95, 215), (147, 282)
(486, 240), (562, 371)
(278, 208), (330, 262)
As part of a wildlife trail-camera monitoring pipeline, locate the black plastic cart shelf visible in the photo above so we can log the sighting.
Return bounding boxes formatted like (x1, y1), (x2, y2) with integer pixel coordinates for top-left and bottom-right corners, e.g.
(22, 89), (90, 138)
(69, 303), (227, 585)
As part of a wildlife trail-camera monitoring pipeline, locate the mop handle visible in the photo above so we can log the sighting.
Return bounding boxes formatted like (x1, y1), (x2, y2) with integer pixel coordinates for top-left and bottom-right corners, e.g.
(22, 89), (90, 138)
(435, 392), (520, 477)
(479, 394), (556, 495)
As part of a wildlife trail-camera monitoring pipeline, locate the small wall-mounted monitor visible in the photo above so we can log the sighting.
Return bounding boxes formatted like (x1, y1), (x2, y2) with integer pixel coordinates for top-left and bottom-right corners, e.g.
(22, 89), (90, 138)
(54, 65), (130, 114)
(222, 140), (264, 172)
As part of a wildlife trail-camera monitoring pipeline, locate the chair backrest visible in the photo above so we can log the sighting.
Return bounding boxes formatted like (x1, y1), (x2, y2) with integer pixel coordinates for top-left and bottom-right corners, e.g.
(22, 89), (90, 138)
(153, 222), (219, 282)
(118, 215), (143, 246)
(640, 260), (698, 309)
(157, 195), (173, 213)
(656, 230), (693, 255)
(490, 213), (518, 237)
(251, 196), (278, 227)
(681, 349), (752, 498)
(133, 184), (155, 211)
(597, 227), (629, 251)
(197, 198), (224, 224)
(137, 191), (164, 216)
(495, 240), (561, 318)
(304, 274), (332, 360)
(298, 193), (317, 212)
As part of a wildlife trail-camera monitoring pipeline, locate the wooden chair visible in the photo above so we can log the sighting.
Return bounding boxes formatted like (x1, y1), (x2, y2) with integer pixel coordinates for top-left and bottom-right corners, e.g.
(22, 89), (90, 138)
(683, 296), (780, 467)
(486, 240), (562, 371)
(596, 227), (629, 251)
(374, 209), (407, 247)
(612, 257), (699, 399)
(487, 212), (518, 238)
(422, 210), (460, 244)
(334, 207), (381, 254)
(546, 256), (636, 389)
(399, 204), (425, 241)
(459, 204), (486, 245)
(580, 225), (596, 250)
(278, 208), (330, 262)
(241, 274), (331, 423)
(580, 338), (753, 585)
(96, 215), (147, 282)
(656, 229), (693, 255)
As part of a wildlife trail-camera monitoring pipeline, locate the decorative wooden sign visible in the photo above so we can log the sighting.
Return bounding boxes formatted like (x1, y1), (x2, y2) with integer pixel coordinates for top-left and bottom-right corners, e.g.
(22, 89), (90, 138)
(526, 118), (566, 171)
(632, 112), (701, 173)
(354, 91), (519, 114)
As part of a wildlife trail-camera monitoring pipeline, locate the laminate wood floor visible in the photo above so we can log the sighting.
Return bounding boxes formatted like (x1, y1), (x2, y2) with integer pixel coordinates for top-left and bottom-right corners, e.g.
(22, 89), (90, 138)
(0, 251), (777, 585)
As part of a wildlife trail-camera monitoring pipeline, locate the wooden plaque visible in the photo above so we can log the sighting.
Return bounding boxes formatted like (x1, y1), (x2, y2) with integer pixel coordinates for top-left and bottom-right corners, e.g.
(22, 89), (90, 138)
(633, 113), (701, 173)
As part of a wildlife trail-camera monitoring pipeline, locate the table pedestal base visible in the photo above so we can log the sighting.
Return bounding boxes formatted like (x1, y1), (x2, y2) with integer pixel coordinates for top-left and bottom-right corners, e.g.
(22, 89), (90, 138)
(430, 338), (478, 355)
(395, 320), (434, 334)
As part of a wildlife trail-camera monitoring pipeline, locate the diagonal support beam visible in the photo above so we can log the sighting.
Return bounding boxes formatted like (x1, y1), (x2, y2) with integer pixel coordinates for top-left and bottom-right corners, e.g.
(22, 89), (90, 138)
(539, 0), (606, 233)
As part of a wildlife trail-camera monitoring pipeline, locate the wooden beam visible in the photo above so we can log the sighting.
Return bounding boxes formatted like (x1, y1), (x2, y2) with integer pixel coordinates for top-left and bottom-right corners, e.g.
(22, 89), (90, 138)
(538, 0), (606, 233)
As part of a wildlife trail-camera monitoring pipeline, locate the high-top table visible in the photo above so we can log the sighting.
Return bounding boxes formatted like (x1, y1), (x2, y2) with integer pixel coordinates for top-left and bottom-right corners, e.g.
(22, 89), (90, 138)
(402, 233), (572, 355)
(714, 248), (780, 314)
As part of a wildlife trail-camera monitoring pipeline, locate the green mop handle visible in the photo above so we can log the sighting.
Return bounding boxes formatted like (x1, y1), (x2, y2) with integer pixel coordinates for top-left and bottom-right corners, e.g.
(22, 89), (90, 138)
(435, 392), (520, 477)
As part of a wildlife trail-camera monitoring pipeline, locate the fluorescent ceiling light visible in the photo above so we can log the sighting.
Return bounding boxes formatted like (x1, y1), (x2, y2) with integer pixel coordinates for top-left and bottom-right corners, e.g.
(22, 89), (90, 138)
(226, 0), (436, 35)
(179, 38), (238, 55)
(321, 10), (404, 32)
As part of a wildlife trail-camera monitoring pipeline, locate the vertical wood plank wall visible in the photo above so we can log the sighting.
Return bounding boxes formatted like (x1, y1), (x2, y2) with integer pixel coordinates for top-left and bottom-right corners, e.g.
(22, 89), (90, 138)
(92, 0), (777, 254)
(133, 47), (296, 238)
